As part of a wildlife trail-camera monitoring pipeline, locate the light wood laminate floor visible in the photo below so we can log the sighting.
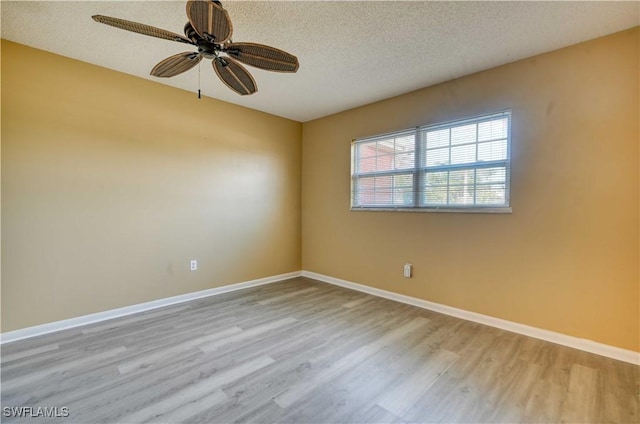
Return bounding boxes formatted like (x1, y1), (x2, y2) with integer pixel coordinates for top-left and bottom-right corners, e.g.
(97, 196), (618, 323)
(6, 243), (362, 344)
(1, 277), (638, 423)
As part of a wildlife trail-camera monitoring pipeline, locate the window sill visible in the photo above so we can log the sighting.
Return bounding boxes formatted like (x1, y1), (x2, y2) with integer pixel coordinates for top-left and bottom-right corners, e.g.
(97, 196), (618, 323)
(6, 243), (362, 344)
(350, 207), (512, 214)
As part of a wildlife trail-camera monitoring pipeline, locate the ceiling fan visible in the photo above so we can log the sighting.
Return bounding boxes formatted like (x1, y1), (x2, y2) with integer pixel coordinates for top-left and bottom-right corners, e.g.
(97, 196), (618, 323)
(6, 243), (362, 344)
(92, 0), (299, 96)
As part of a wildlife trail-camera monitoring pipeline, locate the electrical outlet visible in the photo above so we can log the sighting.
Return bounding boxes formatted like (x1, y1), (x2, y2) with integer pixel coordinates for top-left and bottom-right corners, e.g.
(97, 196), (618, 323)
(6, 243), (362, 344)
(190, 260), (198, 271)
(403, 263), (412, 278)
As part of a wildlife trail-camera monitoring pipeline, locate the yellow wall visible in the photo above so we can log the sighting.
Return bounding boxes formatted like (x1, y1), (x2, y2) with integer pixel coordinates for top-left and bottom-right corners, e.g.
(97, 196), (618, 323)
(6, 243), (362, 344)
(302, 28), (639, 351)
(1, 40), (302, 332)
(3, 28), (639, 353)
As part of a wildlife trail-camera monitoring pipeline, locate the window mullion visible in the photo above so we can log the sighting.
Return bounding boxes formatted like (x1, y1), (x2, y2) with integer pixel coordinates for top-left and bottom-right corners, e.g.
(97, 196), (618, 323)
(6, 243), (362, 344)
(505, 114), (512, 206)
(474, 124), (479, 205)
(420, 160), (508, 173)
(414, 130), (423, 207)
(352, 143), (359, 207)
(473, 169), (477, 205)
(446, 128), (451, 205)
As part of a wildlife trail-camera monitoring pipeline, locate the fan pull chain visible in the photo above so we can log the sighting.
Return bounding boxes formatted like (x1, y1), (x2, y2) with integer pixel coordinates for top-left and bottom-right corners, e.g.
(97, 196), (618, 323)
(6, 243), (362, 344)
(198, 62), (201, 99)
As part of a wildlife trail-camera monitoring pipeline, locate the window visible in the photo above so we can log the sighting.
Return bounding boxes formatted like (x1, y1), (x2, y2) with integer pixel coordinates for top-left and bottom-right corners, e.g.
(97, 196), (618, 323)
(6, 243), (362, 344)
(351, 111), (511, 212)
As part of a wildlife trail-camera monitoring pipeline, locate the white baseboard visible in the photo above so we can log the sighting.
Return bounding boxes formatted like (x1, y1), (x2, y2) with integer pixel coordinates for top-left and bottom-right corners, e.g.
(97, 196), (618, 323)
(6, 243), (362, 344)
(0, 271), (302, 344)
(301, 271), (640, 365)
(4, 269), (637, 365)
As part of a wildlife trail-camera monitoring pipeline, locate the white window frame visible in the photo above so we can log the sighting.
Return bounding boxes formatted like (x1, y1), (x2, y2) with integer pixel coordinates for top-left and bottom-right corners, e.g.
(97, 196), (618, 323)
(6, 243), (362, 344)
(350, 110), (512, 213)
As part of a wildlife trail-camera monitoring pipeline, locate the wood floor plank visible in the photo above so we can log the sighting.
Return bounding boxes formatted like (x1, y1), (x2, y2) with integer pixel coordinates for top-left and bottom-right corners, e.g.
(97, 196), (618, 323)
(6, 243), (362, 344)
(80, 305), (192, 335)
(2, 346), (127, 392)
(257, 286), (318, 305)
(158, 389), (228, 423)
(117, 326), (243, 374)
(199, 317), (297, 353)
(0, 343), (60, 363)
(273, 317), (429, 409)
(1, 277), (637, 424)
(357, 404), (404, 424)
(377, 348), (459, 417)
(341, 296), (370, 308)
(119, 356), (274, 423)
(560, 363), (601, 423)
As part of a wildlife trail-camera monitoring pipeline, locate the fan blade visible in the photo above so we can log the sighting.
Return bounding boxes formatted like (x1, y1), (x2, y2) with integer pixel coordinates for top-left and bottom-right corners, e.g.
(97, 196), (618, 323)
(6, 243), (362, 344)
(151, 52), (202, 78)
(92, 15), (194, 45)
(224, 42), (299, 73)
(213, 57), (257, 96)
(186, 0), (232, 44)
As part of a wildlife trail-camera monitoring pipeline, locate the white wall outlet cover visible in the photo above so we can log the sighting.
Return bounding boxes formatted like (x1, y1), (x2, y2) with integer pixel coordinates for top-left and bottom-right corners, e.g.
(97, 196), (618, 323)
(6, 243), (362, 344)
(190, 260), (198, 271)
(403, 264), (412, 278)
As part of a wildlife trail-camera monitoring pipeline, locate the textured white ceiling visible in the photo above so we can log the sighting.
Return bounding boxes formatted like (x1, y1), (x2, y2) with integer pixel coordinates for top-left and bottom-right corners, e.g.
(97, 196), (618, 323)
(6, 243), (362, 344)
(2, 1), (638, 122)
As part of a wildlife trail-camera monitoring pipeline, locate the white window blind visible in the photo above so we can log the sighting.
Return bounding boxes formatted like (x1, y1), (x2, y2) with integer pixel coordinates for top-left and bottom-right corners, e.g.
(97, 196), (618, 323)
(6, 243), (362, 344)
(351, 111), (511, 211)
